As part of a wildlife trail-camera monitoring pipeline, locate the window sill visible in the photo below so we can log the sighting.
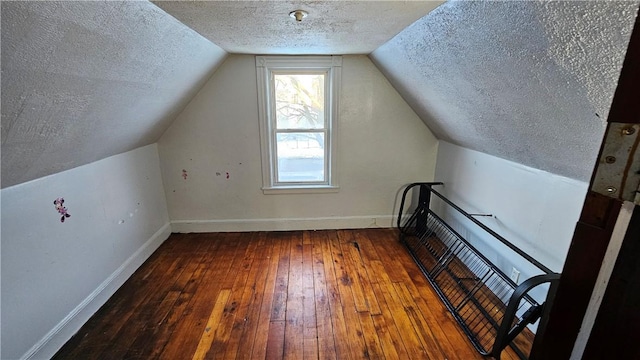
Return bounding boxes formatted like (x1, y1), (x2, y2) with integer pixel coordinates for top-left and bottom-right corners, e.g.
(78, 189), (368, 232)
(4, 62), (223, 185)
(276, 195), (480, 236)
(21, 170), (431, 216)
(262, 185), (340, 195)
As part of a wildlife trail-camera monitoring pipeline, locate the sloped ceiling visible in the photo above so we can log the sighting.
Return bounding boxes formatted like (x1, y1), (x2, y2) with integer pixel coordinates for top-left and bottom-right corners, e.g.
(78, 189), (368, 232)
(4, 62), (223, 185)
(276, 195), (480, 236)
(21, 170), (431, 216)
(154, 0), (443, 54)
(2, 0), (639, 188)
(1, 0), (443, 189)
(371, 0), (639, 181)
(1, 1), (227, 188)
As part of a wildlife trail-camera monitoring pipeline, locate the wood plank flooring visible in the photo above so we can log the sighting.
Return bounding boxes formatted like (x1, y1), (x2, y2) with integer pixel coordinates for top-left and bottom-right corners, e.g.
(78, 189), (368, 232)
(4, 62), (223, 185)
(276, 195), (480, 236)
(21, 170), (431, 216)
(53, 229), (525, 359)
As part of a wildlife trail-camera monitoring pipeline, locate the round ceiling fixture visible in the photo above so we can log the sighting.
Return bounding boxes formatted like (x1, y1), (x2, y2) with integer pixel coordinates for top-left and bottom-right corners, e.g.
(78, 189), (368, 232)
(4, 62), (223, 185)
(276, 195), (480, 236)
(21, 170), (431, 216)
(289, 10), (308, 22)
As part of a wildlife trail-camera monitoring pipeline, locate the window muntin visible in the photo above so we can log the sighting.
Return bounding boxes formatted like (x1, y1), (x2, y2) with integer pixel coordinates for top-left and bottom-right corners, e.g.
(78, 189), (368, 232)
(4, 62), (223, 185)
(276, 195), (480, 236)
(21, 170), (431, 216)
(273, 72), (327, 184)
(256, 56), (341, 193)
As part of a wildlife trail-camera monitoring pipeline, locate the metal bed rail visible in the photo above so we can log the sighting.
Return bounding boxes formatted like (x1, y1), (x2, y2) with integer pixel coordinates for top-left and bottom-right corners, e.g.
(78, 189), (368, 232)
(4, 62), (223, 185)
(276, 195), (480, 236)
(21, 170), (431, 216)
(397, 182), (560, 359)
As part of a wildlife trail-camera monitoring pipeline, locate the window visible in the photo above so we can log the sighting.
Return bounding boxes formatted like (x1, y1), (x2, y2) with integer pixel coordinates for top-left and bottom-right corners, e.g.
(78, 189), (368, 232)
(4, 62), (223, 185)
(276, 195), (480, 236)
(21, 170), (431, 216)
(256, 56), (341, 193)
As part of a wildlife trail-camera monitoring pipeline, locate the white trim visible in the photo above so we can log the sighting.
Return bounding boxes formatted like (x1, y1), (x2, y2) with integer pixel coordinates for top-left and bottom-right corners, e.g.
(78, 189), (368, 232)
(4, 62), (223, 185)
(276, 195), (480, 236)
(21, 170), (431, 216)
(569, 201), (635, 360)
(171, 215), (410, 233)
(21, 222), (172, 360)
(262, 185), (340, 195)
(256, 55), (341, 193)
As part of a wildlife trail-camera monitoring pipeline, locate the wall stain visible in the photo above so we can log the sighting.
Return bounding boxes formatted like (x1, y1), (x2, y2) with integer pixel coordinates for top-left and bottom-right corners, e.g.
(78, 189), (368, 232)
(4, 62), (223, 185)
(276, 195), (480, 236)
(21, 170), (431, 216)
(182, 169), (188, 180)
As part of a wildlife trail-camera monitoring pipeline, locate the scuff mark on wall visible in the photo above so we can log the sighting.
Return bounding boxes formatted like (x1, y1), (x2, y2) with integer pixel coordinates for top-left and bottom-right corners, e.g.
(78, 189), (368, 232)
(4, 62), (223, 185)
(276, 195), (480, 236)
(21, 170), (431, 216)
(226, 172), (230, 179)
(182, 169), (188, 180)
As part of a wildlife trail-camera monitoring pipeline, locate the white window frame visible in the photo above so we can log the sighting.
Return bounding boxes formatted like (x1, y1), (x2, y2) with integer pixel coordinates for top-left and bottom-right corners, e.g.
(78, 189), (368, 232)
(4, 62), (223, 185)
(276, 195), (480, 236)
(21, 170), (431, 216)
(256, 55), (341, 194)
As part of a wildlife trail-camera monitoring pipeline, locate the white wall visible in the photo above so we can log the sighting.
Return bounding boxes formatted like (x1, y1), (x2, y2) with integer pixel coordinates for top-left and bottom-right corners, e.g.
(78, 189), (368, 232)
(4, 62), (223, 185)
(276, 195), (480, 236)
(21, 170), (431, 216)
(433, 142), (588, 296)
(430, 142), (589, 332)
(158, 55), (439, 232)
(1, 144), (171, 360)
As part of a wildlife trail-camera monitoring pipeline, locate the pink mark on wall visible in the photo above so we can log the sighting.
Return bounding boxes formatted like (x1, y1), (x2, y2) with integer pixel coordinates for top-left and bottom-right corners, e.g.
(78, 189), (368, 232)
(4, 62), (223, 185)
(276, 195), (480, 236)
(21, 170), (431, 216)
(53, 197), (71, 223)
(182, 169), (188, 180)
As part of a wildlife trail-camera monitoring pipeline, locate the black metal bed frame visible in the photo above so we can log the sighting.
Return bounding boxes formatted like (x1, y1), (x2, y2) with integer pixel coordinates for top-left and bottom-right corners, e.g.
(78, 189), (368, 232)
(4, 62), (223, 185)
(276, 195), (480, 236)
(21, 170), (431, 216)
(397, 182), (560, 359)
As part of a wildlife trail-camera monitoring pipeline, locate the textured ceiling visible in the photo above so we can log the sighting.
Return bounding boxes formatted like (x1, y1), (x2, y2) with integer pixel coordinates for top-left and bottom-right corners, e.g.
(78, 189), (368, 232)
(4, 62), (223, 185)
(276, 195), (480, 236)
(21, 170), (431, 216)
(1, 1), (227, 188)
(371, 0), (639, 181)
(2, 0), (639, 188)
(153, 0), (443, 54)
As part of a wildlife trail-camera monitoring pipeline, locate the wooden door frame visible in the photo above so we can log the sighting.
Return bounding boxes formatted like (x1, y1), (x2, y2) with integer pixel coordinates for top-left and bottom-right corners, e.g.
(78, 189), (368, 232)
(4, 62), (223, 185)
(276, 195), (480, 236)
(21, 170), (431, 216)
(530, 9), (640, 360)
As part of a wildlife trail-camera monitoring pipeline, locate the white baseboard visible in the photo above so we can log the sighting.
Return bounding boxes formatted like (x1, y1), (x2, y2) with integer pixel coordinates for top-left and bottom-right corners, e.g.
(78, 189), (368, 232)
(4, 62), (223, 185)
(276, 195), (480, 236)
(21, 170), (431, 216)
(171, 215), (408, 232)
(22, 222), (172, 360)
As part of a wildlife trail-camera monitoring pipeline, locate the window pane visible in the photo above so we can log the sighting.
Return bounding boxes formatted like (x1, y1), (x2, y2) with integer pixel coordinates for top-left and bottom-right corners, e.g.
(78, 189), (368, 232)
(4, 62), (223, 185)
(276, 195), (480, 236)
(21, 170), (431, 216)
(276, 132), (325, 182)
(274, 74), (325, 130)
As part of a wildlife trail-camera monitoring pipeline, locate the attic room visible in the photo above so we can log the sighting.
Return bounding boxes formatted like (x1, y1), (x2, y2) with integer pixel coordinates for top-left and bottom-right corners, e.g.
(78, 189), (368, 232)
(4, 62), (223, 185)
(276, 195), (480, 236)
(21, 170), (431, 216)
(2, 1), (639, 359)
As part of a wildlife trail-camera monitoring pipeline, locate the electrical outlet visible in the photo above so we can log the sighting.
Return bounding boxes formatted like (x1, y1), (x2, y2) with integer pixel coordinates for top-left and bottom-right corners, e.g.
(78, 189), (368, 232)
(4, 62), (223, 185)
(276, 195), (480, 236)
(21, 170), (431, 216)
(510, 268), (520, 283)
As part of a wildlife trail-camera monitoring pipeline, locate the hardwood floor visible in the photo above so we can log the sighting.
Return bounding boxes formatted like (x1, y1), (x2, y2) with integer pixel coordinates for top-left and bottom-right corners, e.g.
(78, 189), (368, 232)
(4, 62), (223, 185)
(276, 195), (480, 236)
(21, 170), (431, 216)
(53, 229), (524, 359)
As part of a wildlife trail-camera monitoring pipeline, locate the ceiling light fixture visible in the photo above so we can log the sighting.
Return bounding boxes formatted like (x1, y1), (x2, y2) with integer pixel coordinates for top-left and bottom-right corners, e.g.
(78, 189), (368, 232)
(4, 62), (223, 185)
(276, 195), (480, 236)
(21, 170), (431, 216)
(289, 10), (308, 22)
